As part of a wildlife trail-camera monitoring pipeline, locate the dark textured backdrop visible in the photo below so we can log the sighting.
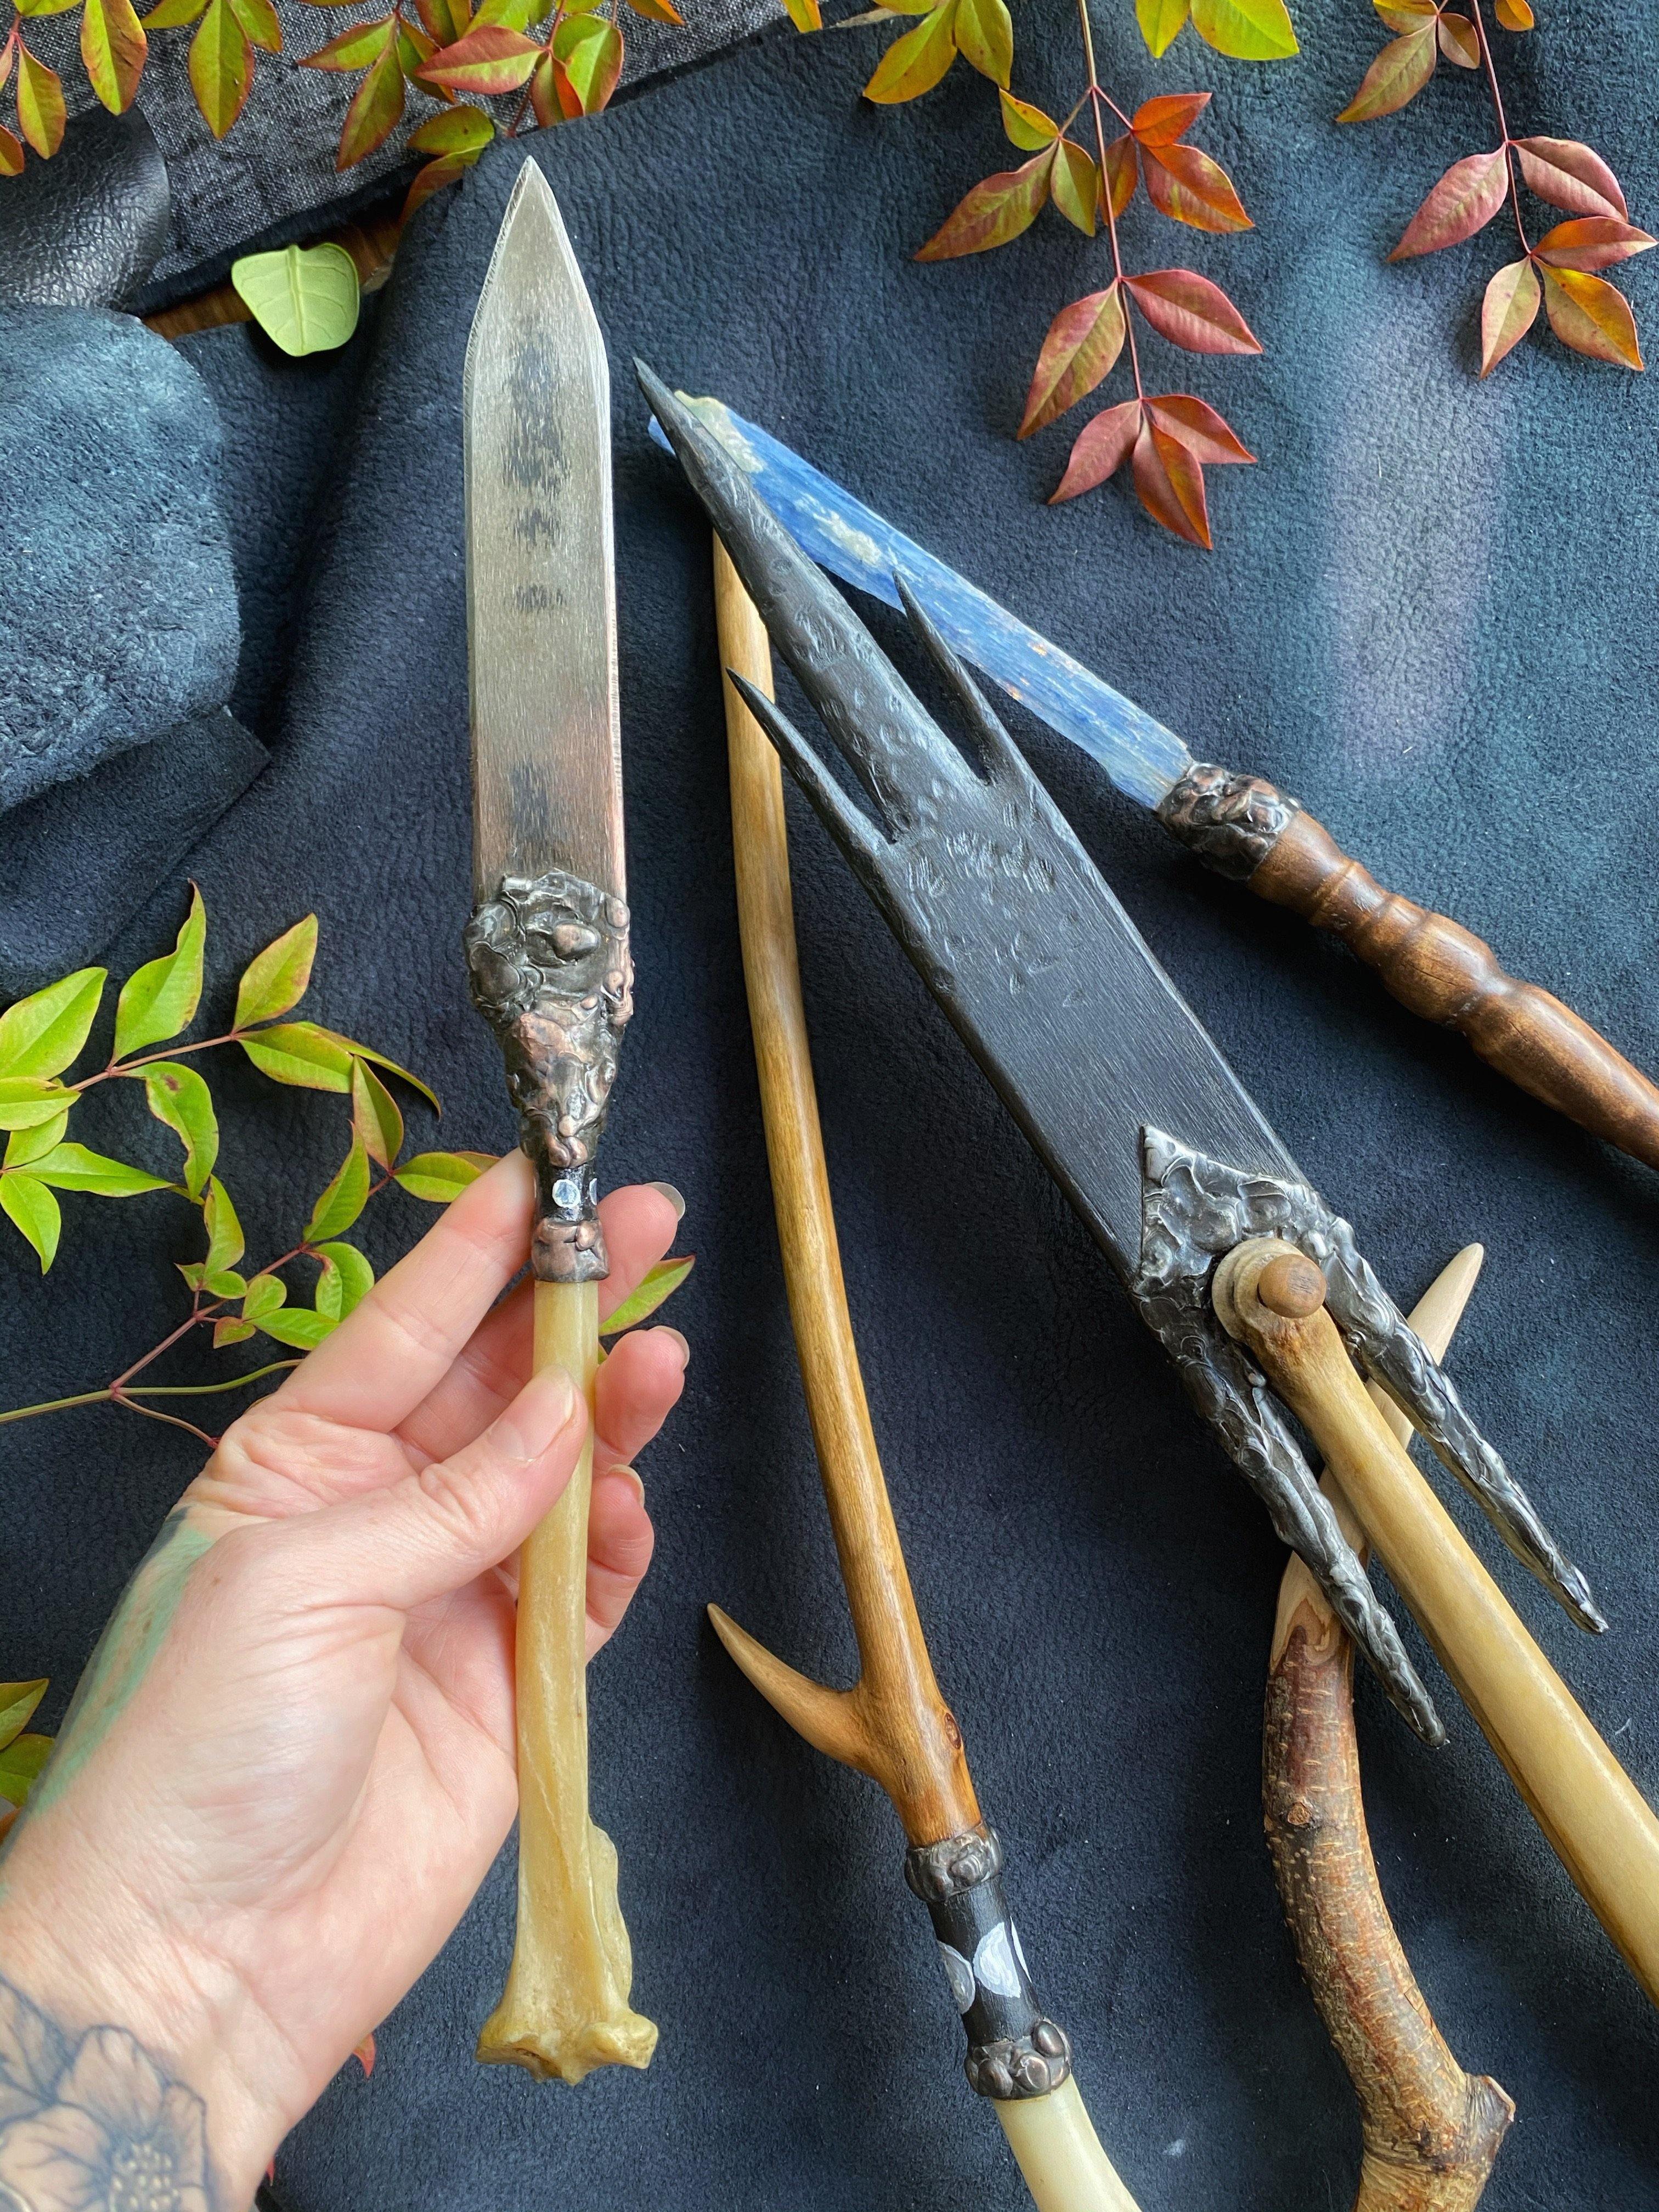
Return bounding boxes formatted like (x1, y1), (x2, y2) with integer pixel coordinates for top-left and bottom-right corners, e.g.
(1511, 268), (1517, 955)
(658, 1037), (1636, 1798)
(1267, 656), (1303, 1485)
(7, 8), (1659, 2207)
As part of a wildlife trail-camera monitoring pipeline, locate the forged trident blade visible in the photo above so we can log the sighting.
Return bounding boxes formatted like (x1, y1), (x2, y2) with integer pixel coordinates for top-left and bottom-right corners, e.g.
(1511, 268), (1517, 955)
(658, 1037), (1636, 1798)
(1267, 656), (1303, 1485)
(641, 359), (1603, 1742)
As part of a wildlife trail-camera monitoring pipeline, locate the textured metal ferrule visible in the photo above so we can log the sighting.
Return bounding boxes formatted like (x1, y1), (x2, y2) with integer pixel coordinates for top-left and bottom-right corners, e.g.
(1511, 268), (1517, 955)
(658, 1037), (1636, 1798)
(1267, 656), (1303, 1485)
(463, 868), (634, 1283)
(904, 1822), (1071, 2101)
(1155, 761), (1300, 882)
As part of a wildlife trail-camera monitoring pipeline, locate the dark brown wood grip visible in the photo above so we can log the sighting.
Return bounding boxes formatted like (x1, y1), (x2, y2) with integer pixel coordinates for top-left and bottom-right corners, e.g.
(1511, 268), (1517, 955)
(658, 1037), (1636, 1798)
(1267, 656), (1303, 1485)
(1251, 812), (1659, 1173)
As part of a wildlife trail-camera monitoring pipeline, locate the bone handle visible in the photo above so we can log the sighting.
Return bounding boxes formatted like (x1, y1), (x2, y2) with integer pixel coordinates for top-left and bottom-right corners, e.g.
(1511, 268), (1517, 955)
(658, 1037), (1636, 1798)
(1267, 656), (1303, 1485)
(475, 1279), (658, 2082)
(1222, 1239), (1659, 2013)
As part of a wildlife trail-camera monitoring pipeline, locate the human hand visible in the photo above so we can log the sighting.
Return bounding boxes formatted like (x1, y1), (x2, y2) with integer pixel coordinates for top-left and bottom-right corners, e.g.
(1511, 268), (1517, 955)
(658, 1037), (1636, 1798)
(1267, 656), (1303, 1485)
(0, 1154), (687, 2210)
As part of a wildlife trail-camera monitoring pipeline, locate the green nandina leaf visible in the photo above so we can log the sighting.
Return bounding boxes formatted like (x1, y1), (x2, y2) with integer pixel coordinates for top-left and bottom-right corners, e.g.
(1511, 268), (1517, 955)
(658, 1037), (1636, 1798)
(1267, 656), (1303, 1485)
(313, 1240), (374, 1319)
(396, 18), (433, 72)
(228, 0), (280, 46)
(601, 1255), (694, 1335)
(552, 11), (621, 109)
(999, 91), (1057, 149)
(239, 1023), (354, 1092)
(205, 1268), (246, 1296)
(234, 915), (318, 1026)
(1019, 285), (1126, 437)
(350, 1058), (403, 1170)
(257, 1308), (335, 1350)
(469, 0), (541, 24)
(1188, 0), (1296, 56)
(336, 36), (403, 162)
(0, 1733), (52, 1807)
(13, 0), (83, 19)
(951, 0), (1009, 84)
(0, 1083), (72, 1133)
(394, 1150), (494, 1201)
(4, 1113), (70, 1168)
(313, 1033), (439, 1111)
(409, 101), (493, 153)
(415, 0), (469, 36)
(916, 149), (1052, 259)
(188, 0), (252, 134)
(0, 1681), (47, 1752)
(143, 1063), (218, 1197)
(306, 1140), (371, 1242)
(1051, 141), (1098, 234)
(864, 0), (956, 103)
(213, 1318), (257, 1346)
(1, 1177), (60, 1272)
(202, 1177), (245, 1276)
(81, 0), (147, 108)
(142, 0), (208, 24)
(114, 886), (206, 1061)
(0, 968), (106, 1080)
(15, 45), (66, 155)
(415, 20), (539, 92)
(241, 1271), (287, 1322)
(232, 244), (358, 353)
(24, 1144), (171, 1197)
(1135, 0), (1189, 54)
(301, 13), (391, 62)
(0, 130), (21, 178)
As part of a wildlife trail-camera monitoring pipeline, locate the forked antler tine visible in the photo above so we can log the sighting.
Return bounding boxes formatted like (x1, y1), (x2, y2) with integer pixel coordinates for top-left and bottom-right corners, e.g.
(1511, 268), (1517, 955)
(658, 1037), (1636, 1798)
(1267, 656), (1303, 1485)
(637, 362), (971, 828)
(706, 1605), (873, 1776)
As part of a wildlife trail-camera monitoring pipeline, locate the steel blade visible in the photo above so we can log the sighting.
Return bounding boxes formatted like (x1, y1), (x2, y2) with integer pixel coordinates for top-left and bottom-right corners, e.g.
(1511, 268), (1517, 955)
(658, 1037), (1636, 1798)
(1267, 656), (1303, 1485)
(466, 161), (623, 905)
(646, 394), (1192, 814)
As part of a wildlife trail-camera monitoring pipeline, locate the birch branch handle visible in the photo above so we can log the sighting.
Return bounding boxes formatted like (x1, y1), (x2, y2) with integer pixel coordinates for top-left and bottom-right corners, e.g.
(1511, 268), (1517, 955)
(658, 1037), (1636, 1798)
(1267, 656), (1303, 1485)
(475, 1279), (657, 2082)
(1222, 1239), (1659, 2015)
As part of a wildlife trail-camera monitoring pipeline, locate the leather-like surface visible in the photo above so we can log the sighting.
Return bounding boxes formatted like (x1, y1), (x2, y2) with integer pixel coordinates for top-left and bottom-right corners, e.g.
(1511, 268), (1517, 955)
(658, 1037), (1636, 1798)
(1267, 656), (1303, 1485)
(4, 16), (1659, 2211)
(0, 106), (168, 309)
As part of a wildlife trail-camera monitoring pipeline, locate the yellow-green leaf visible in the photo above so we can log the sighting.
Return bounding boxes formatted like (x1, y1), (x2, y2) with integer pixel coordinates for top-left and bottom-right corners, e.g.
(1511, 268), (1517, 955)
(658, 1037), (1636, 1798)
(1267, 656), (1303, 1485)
(999, 90), (1057, 149)
(0, 1733), (52, 1806)
(241, 1271), (286, 1322)
(81, 0), (147, 108)
(0, 1083), (72, 1134)
(552, 12), (621, 109)
(1189, 0), (1296, 57)
(213, 1318), (257, 1346)
(232, 245), (359, 355)
(313, 1240), (374, 1318)
(15, 46), (66, 155)
(951, 0), (1009, 85)
(864, 0), (956, 102)
(336, 35), (403, 162)
(601, 1255), (693, 1335)
(114, 886), (206, 1060)
(240, 1023), (354, 1092)
(350, 1058), (403, 1170)
(1, 1177), (60, 1272)
(143, 1063), (218, 1197)
(394, 1150), (494, 1202)
(306, 1140), (371, 1242)
(4, 1113), (70, 1167)
(0, 1681), (47, 1753)
(24, 1144), (171, 1197)
(142, 0), (208, 25)
(202, 1177), (245, 1276)
(14, 0), (82, 18)
(257, 1308), (335, 1350)
(228, 0), (280, 47)
(233, 915), (317, 1026)
(188, 0), (251, 133)
(0, 129), (22, 176)
(409, 101), (493, 154)
(1051, 140), (1098, 233)
(1135, 0), (1189, 54)
(313, 1032), (439, 1111)
(0, 968), (105, 1081)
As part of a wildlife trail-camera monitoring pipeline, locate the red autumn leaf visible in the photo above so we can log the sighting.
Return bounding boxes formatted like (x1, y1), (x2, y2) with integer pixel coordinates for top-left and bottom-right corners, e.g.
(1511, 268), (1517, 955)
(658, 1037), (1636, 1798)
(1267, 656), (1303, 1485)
(402, 151), (469, 221)
(1479, 256), (1541, 373)
(302, 13), (391, 68)
(1051, 139), (1097, 235)
(335, 35), (402, 166)
(1534, 217), (1656, 272)
(1144, 393), (1254, 463)
(1388, 147), (1508, 259)
(1141, 138), (1251, 232)
(554, 13), (622, 112)
(1131, 90), (1209, 146)
(1513, 136), (1627, 221)
(1435, 10), (1478, 64)
(529, 47), (579, 123)
(1019, 285), (1126, 437)
(1375, 0), (1436, 24)
(1132, 415), (1210, 546)
(415, 19), (538, 93)
(915, 150), (1051, 261)
(1049, 399), (1141, 503)
(625, 0), (682, 19)
(0, 125), (22, 176)
(1493, 0), (1531, 24)
(1541, 266), (1644, 368)
(1102, 133), (1137, 219)
(1124, 268), (1263, 354)
(1335, 25), (1435, 122)
(352, 2032), (376, 2076)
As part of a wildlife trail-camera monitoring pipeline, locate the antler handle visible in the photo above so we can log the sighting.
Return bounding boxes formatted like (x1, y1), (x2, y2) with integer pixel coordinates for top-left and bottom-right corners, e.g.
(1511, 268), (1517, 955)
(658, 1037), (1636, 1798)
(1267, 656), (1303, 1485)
(1158, 768), (1659, 1173)
(1220, 1235), (1659, 2015)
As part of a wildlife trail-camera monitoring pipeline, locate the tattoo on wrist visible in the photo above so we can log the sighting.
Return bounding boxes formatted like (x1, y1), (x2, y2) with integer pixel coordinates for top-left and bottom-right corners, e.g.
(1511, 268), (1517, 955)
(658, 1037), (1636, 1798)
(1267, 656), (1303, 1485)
(0, 1969), (219, 2210)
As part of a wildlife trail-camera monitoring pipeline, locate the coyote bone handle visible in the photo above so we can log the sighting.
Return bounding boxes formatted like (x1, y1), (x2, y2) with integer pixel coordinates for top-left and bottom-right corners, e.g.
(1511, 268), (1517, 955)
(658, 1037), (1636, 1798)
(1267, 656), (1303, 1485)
(1220, 1237), (1659, 2012)
(475, 1280), (658, 2081)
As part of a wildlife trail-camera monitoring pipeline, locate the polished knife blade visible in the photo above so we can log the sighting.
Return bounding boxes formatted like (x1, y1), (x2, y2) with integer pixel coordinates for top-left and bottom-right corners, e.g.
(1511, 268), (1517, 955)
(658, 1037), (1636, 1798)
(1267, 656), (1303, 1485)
(466, 161), (624, 909)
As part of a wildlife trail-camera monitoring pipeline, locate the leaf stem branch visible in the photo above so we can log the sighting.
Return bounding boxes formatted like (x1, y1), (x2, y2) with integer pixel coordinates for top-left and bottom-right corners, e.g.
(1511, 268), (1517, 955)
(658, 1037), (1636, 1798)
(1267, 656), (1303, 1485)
(1074, 0), (1143, 401)
(1467, 0), (1530, 255)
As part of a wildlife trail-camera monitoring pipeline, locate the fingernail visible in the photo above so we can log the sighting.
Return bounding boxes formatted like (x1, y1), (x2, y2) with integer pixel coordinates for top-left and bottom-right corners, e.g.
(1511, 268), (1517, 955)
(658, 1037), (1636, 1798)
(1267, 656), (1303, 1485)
(649, 1181), (686, 1221)
(497, 1365), (579, 1462)
(609, 1466), (646, 1508)
(658, 1327), (690, 1367)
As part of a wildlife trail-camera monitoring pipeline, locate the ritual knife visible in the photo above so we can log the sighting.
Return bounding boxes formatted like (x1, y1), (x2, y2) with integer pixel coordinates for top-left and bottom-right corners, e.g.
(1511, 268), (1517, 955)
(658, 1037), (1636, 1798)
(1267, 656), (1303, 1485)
(642, 362), (1659, 2017)
(646, 396), (1659, 1182)
(464, 162), (655, 2084)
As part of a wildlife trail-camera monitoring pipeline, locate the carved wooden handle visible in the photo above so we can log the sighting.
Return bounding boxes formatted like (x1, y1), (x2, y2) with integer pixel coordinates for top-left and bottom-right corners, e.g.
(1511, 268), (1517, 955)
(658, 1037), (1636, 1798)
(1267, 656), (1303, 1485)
(1251, 812), (1659, 1172)
(1221, 1238), (1659, 2017)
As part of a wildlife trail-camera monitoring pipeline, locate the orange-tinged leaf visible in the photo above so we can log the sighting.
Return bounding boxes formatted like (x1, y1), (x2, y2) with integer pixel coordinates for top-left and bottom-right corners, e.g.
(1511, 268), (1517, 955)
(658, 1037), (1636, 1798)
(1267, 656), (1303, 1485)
(1144, 393), (1254, 462)
(1479, 256), (1540, 373)
(402, 149), (470, 218)
(15, 46), (65, 155)
(415, 19), (537, 91)
(1435, 10), (1477, 64)
(336, 35), (402, 165)
(1141, 140), (1251, 232)
(777, 0), (820, 26)
(1541, 266), (1643, 368)
(1133, 417), (1210, 545)
(1102, 133), (1136, 220)
(916, 150), (1051, 261)
(302, 13), (390, 65)
(1494, 0), (1531, 25)
(0, 128), (25, 176)
(864, 0), (956, 103)
(188, 0), (251, 131)
(409, 100), (493, 153)
(952, 0), (1010, 86)
(81, 0), (147, 110)
(1131, 91), (1208, 148)
(1124, 267), (1263, 353)
(1513, 136), (1626, 220)
(1335, 24), (1434, 121)
(396, 19), (434, 71)
(528, 46), (577, 123)
(352, 2033), (376, 2076)
(552, 10), (620, 110)
(1534, 217), (1656, 271)
(1388, 146), (1508, 259)
(1051, 140), (1097, 235)
(1049, 399), (1141, 503)
(414, 0), (467, 37)
(1000, 88), (1056, 149)
(1019, 285), (1125, 437)
(227, 0), (279, 50)
(625, 0), (682, 19)
(1374, 0), (1435, 22)
(0, 36), (13, 88)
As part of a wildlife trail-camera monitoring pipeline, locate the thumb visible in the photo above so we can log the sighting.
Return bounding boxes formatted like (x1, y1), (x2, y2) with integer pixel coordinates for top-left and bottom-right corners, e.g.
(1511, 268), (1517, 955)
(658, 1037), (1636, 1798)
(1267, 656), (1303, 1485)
(287, 1365), (587, 1613)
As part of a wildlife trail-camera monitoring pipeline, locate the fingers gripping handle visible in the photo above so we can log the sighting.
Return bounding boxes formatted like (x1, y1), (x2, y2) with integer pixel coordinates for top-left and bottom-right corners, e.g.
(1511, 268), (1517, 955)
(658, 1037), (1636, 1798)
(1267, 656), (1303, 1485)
(1219, 1238), (1659, 2017)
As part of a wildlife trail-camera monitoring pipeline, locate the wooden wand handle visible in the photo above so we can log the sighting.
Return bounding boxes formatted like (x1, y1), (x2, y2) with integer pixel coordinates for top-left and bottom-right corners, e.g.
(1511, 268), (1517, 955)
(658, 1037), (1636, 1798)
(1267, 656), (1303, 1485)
(1220, 1238), (1659, 2012)
(713, 538), (1139, 2212)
